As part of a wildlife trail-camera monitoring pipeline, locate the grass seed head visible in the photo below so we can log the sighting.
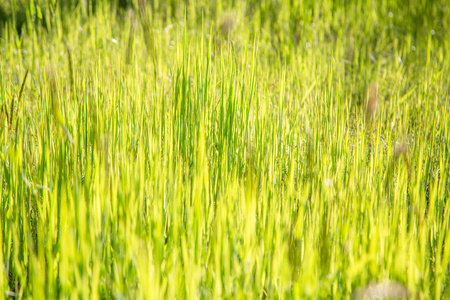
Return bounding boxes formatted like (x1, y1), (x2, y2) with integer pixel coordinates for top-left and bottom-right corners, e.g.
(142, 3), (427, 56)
(394, 139), (412, 174)
(218, 12), (236, 38)
(352, 281), (410, 300)
(366, 84), (378, 124)
(394, 140), (408, 159)
(125, 13), (136, 65)
(138, 0), (156, 60)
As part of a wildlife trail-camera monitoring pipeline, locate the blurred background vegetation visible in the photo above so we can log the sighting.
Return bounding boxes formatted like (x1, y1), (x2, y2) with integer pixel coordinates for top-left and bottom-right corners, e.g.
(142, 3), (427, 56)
(1, 0), (447, 44)
(1, 0), (447, 115)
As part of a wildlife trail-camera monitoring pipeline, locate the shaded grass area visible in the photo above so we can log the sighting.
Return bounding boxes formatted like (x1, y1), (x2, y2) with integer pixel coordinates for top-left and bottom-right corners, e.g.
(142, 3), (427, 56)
(1, 0), (449, 298)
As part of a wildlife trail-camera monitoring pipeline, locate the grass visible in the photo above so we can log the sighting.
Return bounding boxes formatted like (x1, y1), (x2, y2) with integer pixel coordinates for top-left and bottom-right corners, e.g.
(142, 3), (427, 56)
(0, 0), (449, 298)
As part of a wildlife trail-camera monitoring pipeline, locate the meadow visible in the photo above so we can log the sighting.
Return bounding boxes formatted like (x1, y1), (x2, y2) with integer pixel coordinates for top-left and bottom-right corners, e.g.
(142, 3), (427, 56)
(0, 0), (449, 298)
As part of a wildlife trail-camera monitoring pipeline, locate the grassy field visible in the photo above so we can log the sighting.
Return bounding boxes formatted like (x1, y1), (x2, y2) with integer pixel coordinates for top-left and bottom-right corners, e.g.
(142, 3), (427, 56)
(1, 0), (449, 298)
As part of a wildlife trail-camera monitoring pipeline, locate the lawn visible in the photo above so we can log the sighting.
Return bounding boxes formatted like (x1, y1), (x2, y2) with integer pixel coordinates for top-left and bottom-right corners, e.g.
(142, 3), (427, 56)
(0, 0), (449, 298)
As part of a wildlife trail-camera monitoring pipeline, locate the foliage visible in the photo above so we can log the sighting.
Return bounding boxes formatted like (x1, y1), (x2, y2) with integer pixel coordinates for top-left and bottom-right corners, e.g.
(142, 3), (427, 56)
(0, 0), (449, 298)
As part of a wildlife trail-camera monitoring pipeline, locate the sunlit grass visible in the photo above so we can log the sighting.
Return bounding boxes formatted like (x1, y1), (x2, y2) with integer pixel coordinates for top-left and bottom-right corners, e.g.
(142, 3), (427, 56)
(1, 0), (449, 298)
